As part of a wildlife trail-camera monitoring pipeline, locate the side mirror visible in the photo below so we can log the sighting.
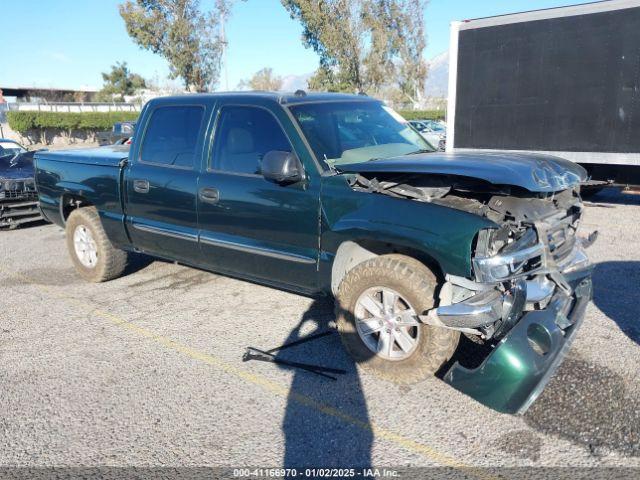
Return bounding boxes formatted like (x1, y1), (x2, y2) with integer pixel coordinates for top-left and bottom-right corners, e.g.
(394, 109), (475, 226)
(261, 150), (304, 184)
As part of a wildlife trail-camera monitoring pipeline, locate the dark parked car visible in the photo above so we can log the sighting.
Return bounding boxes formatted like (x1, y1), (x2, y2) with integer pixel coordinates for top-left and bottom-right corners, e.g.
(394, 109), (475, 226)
(34, 92), (595, 414)
(0, 139), (42, 229)
(97, 121), (136, 146)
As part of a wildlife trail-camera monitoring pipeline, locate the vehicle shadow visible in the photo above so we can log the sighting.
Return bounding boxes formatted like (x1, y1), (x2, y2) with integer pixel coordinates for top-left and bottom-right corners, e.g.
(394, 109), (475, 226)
(276, 297), (374, 468)
(123, 251), (157, 276)
(591, 261), (640, 345)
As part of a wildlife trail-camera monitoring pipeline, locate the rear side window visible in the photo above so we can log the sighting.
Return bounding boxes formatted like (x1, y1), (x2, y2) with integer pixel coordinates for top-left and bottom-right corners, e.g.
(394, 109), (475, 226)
(212, 106), (291, 175)
(140, 106), (204, 168)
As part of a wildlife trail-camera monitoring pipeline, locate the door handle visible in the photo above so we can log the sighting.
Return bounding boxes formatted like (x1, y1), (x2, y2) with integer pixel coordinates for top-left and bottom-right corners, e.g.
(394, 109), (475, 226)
(199, 187), (220, 204)
(133, 179), (150, 194)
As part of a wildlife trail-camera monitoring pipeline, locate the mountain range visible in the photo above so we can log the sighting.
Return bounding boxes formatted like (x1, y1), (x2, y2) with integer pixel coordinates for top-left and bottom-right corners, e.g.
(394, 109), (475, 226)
(424, 51), (449, 98)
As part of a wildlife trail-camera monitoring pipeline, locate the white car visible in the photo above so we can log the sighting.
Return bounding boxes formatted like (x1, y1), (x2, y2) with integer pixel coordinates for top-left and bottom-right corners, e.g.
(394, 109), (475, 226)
(408, 120), (446, 151)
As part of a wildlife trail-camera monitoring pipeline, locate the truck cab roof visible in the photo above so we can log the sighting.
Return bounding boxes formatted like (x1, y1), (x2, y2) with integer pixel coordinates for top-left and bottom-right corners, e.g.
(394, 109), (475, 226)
(145, 91), (377, 107)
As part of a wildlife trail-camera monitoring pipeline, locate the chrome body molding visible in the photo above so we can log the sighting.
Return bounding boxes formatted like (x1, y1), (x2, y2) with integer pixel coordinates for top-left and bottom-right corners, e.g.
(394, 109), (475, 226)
(131, 223), (316, 264)
(199, 235), (317, 264)
(131, 222), (198, 241)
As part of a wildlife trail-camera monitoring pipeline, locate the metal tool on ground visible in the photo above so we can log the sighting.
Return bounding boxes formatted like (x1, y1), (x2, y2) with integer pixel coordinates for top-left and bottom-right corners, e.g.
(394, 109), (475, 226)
(243, 330), (347, 380)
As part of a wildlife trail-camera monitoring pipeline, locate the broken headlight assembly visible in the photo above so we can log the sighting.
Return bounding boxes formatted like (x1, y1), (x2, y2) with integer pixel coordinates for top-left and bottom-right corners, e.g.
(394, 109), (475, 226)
(473, 227), (545, 283)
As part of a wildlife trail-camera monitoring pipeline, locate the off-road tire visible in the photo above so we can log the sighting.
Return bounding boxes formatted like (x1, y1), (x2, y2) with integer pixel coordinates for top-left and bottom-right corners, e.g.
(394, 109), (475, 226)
(65, 206), (128, 283)
(336, 254), (459, 383)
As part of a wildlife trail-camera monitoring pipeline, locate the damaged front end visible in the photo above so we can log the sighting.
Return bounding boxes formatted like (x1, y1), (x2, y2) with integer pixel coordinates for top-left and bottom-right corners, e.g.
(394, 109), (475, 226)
(0, 149), (43, 230)
(0, 177), (41, 230)
(432, 222), (594, 414)
(349, 171), (595, 414)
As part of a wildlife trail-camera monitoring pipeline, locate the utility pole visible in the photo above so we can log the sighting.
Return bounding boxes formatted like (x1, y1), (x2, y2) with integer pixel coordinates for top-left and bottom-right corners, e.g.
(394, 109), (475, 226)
(221, 9), (229, 91)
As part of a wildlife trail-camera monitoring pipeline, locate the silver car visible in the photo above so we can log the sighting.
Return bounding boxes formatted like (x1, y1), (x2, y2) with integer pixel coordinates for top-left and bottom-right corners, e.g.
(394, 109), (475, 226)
(408, 120), (446, 151)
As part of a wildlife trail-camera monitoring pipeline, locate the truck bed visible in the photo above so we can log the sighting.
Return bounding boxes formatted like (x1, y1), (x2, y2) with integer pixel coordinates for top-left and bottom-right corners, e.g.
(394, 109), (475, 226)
(34, 146), (130, 244)
(35, 145), (129, 167)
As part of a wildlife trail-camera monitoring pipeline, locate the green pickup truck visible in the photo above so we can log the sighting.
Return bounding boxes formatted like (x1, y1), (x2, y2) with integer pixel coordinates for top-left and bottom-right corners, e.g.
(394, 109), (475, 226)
(34, 92), (595, 414)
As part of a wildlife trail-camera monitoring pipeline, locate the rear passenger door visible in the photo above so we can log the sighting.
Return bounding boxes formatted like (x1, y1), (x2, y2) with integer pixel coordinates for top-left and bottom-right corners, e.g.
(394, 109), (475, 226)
(197, 104), (320, 291)
(125, 103), (209, 264)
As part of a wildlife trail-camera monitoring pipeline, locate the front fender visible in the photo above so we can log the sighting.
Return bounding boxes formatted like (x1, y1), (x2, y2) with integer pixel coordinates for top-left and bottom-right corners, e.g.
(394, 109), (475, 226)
(320, 177), (496, 287)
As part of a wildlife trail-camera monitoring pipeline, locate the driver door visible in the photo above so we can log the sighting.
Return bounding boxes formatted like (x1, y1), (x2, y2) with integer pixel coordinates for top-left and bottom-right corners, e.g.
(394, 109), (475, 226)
(197, 104), (320, 291)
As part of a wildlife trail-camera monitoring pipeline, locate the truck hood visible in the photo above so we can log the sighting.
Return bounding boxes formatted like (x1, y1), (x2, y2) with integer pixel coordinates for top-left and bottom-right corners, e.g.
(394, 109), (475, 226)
(337, 151), (587, 193)
(34, 145), (129, 167)
(0, 151), (35, 180)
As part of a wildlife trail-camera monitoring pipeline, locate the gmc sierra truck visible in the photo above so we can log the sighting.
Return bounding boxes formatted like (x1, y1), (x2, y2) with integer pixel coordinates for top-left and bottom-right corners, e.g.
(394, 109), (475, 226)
(34, 92), (595, 414)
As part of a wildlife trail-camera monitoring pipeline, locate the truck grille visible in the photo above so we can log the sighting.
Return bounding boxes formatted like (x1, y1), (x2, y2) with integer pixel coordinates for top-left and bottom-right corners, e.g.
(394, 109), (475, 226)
(0, 190), (38, 201)
(0, 198), (42, 229)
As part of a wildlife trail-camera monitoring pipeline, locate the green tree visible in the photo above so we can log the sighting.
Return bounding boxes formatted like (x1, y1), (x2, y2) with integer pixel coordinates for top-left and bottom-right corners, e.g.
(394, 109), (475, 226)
(96, 61), (146, 102)
(281, 0), (365, 92)
(396, 0), (428, 106)
(238, 67), (284, 91)
(119, 0), (231, 92)
(281, 0), (428, 99)
(361, 0), (403, 91)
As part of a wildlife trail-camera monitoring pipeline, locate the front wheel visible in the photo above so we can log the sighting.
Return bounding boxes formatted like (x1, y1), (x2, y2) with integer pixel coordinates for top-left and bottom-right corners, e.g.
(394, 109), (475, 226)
(65, 206), (128, 283)
(336, 254), (459, 383)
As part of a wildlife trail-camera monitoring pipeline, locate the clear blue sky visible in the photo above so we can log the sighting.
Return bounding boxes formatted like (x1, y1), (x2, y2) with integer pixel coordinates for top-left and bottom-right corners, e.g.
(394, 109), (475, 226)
(0, 0), (581, 91)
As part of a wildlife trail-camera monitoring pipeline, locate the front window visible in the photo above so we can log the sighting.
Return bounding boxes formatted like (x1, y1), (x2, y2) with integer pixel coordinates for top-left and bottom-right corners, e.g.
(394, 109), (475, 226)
(289, 101), (434, 167)
(0, 141), (26, 162)
(211, 106), (292, 175)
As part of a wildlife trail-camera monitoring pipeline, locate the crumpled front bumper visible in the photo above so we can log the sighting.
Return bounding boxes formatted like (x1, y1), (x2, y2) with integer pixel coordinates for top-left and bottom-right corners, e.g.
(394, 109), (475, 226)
(0, 196), (42, 230)
(0, 177), (42, 230)
(443, 265), (593, 415)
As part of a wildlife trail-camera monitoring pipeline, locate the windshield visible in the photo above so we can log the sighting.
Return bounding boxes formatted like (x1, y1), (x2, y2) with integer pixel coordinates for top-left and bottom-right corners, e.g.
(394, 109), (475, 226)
(423, 120), (445, 133)
(0, 141), (26, 162)
(289, 101), (435, 166)
(409, 121), (427, 132)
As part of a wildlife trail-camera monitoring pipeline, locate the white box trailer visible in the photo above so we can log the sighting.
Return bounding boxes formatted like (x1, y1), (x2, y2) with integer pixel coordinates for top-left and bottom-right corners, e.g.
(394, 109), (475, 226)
(447, 0), (640, 187)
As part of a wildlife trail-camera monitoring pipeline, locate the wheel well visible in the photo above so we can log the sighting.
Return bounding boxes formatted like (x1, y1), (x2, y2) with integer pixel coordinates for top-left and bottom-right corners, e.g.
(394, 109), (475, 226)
(330, 240), (443, 295)
(60, 194), (92, 223)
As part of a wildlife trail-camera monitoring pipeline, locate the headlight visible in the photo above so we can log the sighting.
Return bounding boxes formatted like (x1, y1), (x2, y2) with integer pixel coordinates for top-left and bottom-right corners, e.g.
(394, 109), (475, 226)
(473, 228), (544, 283)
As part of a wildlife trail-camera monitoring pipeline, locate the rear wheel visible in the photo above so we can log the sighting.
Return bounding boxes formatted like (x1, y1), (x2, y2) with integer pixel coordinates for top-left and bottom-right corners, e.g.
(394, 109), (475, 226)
(65, 207), (128, 283)
(336, 254), (459, 383)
